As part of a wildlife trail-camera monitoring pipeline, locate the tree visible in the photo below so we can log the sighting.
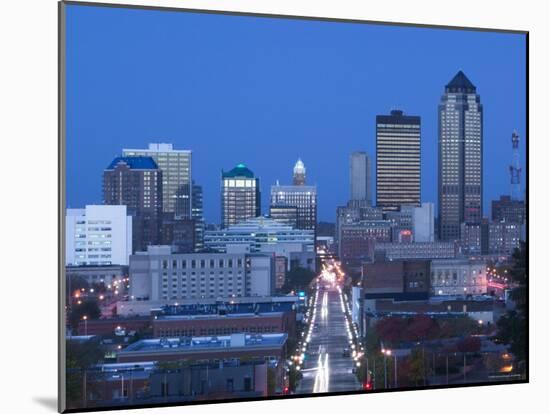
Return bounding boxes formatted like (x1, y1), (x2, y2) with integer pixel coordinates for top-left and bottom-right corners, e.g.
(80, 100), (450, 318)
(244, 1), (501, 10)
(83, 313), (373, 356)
(407, 349), (425, 386)
(457, 336), (481, 353)
(496, 241), (527, 367)
(66, 275), (89, 304)
(69, 299), (101, 332)
(282, 266), (316, 293)
(402, 315), (435, 342)
(375, 317), (407, 345)
(65, 339), (104, 408)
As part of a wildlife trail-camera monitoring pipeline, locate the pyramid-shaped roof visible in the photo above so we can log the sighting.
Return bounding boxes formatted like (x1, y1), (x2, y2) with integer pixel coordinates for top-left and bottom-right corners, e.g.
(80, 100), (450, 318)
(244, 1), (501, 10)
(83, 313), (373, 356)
(445, 70), (476, 93)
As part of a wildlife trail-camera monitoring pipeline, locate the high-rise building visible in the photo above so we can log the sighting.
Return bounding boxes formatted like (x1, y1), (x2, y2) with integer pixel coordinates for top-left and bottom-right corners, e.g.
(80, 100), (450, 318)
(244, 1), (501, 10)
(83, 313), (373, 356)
(413, 202), (435, 242)
(293, 158), (306, 186)
(103, 156), (162, 252)
(270, 185), (317, 232)
(123, 143), (192, 219)
(376, 110), (421, 211)
(438, 71), (483, 241)
(221, 163), (261, 228)
(65, 205), (132, 266)
(191, 181), (205, 251)
(491, 195), (525, 224)
(349, 151), (372, 205)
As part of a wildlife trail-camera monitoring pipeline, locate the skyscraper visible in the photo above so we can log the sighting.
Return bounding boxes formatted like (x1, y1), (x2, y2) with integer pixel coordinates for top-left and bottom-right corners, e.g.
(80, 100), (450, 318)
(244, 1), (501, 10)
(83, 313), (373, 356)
(191, 181), (205, 251)
(123, 143), (192, 219)
(221, 163), (261, 228)
(103, 156), (162, 252)
(376, 110), (421, 211)
(349, 151), (372, 205)
(270, 159), (317, 233)
(293, 158), (306, 185)
(438, 71), (483, 241)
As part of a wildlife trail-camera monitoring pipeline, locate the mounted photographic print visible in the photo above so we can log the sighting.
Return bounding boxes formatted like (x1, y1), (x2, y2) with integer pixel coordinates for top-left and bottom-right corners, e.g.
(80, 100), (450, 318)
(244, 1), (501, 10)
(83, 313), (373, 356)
(58, 1), (528, 412)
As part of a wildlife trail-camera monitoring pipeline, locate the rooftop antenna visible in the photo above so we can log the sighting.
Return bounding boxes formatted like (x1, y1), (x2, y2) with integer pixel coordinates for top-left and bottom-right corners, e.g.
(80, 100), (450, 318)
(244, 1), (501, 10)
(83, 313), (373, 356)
(509, 131), (522, 200)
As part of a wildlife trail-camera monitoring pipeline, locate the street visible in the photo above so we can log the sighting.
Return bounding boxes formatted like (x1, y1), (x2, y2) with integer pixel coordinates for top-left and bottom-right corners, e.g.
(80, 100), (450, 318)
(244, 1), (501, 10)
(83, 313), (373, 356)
(296, 271), (361, 394)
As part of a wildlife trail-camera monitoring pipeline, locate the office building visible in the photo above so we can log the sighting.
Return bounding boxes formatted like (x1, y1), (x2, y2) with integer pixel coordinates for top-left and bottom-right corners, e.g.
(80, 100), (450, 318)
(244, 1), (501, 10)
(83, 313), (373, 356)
(349, 151), (372, 205)
(438, 71), (483, 240)
(270, 159), (317, 233)
(160, 213), (195, 253)
(66, 205), (132, 266)
(374, 241), (457, 260)
(221, 163), (261, 228)
(103, 156), (162, 252)
(491, 195), (525, 224)
(376, 110), (421, 211)
(488, 221), (522, 255)
(191, 181), (205, 251)
(117, 333), (288, 365)
(123, 143), (192, 218)
(129, 246), (275, 301)
(339, 220), (392, 262)
(413, 202), (435, 242)
(65, 264), (129, 287)
(204, 217), (315, 271)
(361, 260), (431, 300)
(269, 205), (298, 228)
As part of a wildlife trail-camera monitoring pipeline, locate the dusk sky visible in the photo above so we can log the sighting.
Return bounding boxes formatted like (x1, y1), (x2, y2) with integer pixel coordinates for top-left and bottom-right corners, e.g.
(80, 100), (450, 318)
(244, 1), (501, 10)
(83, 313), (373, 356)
(65, 4), (526, 223)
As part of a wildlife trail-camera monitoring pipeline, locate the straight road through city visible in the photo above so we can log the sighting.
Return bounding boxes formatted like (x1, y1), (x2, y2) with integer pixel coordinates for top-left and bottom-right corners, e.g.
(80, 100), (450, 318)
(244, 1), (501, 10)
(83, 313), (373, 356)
(296, 284), (361, 394)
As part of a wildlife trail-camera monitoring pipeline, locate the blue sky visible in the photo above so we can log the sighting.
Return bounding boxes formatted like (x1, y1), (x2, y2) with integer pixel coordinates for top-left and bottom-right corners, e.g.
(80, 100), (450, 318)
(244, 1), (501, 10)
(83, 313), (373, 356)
(65, 4), (526, 223)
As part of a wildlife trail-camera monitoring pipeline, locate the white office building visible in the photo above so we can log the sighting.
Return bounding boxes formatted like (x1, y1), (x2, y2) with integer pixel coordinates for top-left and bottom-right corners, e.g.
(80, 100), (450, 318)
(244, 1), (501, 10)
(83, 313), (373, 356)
(430, 259), (487, 296)
(129, 246), (275, 301)
(204, 217), (315, 271)
(66, 205), (132, 266)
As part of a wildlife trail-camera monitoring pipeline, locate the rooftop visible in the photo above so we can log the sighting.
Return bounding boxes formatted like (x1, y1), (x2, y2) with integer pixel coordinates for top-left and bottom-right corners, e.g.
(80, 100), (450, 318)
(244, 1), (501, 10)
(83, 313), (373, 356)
(222, 163), (256, 179)
(158, 300), (295, 317)
(106, 156), (158, 170)
(445, 70), (476, 93)
(121, 333), (288, 354)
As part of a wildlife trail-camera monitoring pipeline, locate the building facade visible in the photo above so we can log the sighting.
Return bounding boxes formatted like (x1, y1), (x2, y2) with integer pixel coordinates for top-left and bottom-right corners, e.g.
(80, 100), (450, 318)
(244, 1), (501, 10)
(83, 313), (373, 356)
(438, 71), (483, 241)
(374, 241), (457, 260)
(349, 151), (372, 205)
(204, 217), (315, 272)
(491, 195), (526, 224)
(270, 160), (317, 234)
(129, 246), (275, 301)
(103, 156), (163, 252)
(123, 143), (192, 219)
(221, 163), (261, 228)
(339, 221), (392, 262)
(431, 259), (487, 296)
(66, 205), (132, 266)
(376, 110), (421, 211)
(191, 181), (205, 251)
(413, 202), (435, 242)
(488, 221), (522, 255)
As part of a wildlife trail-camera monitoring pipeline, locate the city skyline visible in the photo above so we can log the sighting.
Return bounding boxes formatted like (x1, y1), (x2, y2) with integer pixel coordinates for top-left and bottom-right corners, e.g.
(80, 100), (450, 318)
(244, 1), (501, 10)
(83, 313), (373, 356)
(66, 5), (526, 224)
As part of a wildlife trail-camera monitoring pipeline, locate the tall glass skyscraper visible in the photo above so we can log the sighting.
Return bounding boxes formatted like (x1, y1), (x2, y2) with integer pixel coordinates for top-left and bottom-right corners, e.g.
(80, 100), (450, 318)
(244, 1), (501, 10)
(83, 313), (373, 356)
(376, 110), (421, 211)
(349, 151), (372, 205)
(123, 143), (192, 219)
(438, 71), (483, 241)
(221, 163), (261, 228)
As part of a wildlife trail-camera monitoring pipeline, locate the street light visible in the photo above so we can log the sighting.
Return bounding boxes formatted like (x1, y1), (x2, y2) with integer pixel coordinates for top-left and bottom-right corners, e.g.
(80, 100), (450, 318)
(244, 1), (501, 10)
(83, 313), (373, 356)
(82, 315), (88, 336)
